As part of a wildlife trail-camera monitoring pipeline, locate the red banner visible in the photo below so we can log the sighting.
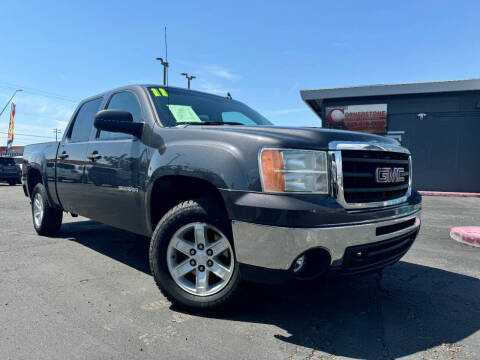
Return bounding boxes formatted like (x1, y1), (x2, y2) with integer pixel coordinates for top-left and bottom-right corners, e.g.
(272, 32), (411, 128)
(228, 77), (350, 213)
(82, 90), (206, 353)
(325, 104), (387, 134)
(6, 103), (15, 152)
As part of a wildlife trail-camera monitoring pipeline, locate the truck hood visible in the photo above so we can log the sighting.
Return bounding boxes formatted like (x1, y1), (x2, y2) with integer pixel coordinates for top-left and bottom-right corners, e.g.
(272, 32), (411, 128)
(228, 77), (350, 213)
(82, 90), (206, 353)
(188, 125), (398, 149)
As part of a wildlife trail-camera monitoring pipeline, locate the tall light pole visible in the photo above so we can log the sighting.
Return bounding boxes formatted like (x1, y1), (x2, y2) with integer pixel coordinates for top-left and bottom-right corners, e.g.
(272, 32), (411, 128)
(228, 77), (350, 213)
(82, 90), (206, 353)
(155, 57), (169, 86)
(0, 89), (22, 118)
(53, 128), (62, 141)
(181, 73), (196, 89)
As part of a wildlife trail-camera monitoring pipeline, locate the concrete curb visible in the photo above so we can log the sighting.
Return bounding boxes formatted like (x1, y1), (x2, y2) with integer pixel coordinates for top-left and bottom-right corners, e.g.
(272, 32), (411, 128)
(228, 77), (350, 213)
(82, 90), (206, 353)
(450, 226), (480, 247)
(419, 191), (480, 198)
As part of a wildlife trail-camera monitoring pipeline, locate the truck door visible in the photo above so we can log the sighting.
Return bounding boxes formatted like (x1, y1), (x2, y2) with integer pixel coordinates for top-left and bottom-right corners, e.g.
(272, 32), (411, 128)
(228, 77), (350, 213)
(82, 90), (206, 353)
(56, 97), (103, 214)
(84, 91), (145, 233)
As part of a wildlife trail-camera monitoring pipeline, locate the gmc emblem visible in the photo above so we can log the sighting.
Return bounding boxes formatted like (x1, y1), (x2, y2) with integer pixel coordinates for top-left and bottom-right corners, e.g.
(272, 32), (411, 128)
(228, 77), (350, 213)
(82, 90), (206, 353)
(375, 167), (405, 183)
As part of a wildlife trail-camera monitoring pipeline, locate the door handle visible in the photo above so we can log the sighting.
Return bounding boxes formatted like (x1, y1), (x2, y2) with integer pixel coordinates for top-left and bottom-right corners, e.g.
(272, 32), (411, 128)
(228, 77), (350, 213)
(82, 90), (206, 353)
(58, 151), (69, 160)
(87, 151), (102, 161)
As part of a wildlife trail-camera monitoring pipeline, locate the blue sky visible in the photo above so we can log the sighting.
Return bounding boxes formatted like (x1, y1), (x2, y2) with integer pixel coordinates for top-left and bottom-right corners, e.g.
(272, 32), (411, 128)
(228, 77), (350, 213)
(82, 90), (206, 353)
(1, 0), (479, 145)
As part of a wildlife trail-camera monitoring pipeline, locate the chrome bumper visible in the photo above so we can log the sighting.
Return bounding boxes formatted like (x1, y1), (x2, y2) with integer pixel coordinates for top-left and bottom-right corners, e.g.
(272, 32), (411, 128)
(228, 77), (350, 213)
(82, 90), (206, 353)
(232, 209), (421, 270)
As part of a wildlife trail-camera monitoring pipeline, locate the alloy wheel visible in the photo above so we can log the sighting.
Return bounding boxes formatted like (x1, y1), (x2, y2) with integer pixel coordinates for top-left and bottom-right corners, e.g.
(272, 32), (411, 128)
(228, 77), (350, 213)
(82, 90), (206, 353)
(33, 193), (44, 228)
(167, 222), (234, 296)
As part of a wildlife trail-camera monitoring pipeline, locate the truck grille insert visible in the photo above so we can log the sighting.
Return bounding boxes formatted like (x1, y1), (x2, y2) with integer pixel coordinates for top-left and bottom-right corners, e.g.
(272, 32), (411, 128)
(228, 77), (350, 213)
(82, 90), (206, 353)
(341, 150), (410, 203)
(342, 229), (417, 275)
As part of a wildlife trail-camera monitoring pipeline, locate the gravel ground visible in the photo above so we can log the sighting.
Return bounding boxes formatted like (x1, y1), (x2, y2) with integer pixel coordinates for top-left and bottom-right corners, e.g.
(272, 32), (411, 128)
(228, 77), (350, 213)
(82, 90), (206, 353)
(0, 184), (479, 360)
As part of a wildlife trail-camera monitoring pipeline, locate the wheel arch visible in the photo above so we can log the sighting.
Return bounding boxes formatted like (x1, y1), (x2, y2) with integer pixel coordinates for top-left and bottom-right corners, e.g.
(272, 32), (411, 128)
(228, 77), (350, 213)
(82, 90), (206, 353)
(147, 174), (229, 235)
(26, 167), (43, 198)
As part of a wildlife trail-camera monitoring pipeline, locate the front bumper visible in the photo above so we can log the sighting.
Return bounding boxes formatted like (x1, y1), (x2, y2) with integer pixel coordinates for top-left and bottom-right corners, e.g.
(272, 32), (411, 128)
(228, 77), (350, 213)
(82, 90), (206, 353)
(232, 207), (421, 272)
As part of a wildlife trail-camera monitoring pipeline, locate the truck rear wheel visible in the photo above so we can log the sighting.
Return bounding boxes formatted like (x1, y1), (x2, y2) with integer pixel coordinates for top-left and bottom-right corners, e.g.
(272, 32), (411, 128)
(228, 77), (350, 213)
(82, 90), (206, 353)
(8, 180), (16, 186)
(149, 199), (241, 313)
(31, 183), (63, 236)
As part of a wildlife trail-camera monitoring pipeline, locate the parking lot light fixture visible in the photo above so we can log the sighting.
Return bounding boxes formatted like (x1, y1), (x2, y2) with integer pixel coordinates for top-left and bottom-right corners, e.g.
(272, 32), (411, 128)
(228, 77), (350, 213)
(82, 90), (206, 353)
(181, 73), (196, 89)
(155, 57), (169, 86)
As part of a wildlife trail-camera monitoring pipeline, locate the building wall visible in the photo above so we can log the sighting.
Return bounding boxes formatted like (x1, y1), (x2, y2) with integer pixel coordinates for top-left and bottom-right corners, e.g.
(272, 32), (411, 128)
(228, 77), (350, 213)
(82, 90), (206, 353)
(0, 146), (24, 156)
(321, 91), (480, 192)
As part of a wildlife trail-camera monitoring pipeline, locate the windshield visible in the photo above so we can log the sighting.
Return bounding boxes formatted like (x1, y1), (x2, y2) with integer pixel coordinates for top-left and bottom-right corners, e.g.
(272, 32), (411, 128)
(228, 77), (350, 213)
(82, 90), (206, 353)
(147, 87), (273, 127)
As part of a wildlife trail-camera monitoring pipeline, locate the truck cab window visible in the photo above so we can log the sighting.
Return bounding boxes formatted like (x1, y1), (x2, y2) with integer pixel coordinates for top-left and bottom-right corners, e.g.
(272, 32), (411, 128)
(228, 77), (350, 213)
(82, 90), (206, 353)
(68, 98), (103, 142)
(98, 91), (142, 140)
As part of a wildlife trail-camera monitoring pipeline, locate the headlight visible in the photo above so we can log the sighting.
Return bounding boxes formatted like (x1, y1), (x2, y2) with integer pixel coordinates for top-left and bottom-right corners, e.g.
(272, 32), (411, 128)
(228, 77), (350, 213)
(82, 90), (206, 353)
(259, 149), (329, 193)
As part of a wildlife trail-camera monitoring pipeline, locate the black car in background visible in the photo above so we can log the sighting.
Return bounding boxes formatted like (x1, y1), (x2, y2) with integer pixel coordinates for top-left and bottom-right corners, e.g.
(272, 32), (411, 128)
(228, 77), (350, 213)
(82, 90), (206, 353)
(0, 157), (21, 185)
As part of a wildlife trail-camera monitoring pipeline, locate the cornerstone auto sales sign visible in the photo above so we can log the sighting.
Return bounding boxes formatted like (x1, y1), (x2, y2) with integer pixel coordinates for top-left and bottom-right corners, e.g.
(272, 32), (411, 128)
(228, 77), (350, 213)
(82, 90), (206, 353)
(325, 104), (387, 134)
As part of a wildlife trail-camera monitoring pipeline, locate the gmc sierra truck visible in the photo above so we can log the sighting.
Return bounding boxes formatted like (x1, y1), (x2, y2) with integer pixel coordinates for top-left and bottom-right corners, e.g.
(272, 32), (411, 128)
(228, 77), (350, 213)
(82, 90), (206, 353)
(23, 85), (421, 312)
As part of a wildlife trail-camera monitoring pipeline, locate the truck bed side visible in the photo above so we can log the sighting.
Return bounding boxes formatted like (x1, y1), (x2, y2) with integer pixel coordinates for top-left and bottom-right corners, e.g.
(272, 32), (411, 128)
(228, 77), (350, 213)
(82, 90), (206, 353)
(23, 141), (62, 209)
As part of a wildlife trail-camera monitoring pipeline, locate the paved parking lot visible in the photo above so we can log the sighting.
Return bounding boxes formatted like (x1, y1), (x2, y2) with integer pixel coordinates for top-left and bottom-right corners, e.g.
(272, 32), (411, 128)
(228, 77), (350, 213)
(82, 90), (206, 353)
(0, 184), (479, 360)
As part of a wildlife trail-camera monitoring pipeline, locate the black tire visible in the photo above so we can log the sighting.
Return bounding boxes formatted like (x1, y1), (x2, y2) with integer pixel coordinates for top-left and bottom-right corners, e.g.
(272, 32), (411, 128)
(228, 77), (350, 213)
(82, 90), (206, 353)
(31, 183), (63, 236)
(149, 198), (241, 313)
(8, 180), (16, 186)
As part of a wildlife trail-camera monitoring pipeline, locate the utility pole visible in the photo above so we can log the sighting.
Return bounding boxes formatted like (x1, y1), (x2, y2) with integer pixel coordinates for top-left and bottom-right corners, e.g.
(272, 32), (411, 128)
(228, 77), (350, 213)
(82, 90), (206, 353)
(0, 89), (22, 118)
(181, 73), (196, 89)
(53, 128), (61, 141)
(155, 57), (169, 86)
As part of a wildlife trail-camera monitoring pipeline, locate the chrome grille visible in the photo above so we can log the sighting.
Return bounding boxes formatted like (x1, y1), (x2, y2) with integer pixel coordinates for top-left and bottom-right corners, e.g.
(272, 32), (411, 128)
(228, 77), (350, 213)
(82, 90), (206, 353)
(341, 150), (410, 203)
(329, 142), (412, 209)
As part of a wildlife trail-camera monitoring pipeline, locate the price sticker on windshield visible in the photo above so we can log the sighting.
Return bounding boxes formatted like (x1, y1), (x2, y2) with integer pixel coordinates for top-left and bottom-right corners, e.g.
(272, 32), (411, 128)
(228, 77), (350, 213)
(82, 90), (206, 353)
(151, 88), (168, 97)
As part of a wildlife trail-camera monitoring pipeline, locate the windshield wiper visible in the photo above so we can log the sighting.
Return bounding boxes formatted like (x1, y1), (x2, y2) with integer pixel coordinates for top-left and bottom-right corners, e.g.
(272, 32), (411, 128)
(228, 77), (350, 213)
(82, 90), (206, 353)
(181, 121), (244, 126)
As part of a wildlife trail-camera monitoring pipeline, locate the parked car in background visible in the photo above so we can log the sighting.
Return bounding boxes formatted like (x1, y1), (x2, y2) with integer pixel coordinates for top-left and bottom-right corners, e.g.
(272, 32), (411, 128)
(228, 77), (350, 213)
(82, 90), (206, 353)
(13, 156), (23, 175)
(0, 156), (21, 185)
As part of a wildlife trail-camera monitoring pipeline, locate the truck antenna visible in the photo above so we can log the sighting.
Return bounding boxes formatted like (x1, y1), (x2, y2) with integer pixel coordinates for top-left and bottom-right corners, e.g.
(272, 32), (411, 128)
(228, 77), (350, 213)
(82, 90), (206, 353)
(164, 25), (173, 124)
(157, 28), (169, 86)
(165, 26), (168, 87)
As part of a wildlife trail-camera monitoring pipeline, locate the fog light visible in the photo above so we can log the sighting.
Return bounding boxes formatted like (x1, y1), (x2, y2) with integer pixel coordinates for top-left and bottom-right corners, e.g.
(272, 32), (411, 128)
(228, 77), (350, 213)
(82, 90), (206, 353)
(293, 255), (307, 273)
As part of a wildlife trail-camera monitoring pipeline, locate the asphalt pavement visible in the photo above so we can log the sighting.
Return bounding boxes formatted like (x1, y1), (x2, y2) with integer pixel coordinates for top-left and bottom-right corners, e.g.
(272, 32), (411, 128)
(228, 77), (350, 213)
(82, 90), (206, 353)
(0, 184), (479, 360)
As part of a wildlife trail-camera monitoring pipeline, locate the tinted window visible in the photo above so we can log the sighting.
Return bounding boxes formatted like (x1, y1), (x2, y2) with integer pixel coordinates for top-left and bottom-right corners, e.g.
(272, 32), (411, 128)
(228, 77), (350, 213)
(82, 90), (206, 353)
(0, 158), (16, 165)
(69, 98), (103, 142)
(222, 111), (257, 125)
(98, 91), (142, 140)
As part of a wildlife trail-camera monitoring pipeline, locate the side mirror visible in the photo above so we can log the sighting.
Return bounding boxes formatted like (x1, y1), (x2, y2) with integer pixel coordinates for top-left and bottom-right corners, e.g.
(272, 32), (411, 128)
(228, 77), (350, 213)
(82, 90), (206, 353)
(94, 110), (144, 138)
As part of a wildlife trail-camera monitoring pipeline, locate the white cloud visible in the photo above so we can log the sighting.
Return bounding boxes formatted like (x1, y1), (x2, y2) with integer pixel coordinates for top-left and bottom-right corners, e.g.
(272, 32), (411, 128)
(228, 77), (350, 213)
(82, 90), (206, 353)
(0, 92), (76, 145)
(203, 65), (239, 81)
(171, 61), (240, 97)
(176, 59), (239, 82)
(13, 94), (76, 120)
(55, 120), (69, 130)
(195, 78), (237, 96)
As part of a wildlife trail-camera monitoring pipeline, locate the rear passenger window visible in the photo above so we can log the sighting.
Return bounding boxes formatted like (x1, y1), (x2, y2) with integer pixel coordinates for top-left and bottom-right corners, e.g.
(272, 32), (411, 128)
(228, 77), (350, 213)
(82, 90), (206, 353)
(68, 98), (103, 142)
(98, 91), (142, 140)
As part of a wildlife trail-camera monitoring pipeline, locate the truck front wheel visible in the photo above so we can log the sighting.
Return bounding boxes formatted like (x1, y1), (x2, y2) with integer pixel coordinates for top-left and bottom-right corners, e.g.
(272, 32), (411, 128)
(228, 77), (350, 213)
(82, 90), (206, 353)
(149, 199), (241, 313)
(31, 183), (63, 236)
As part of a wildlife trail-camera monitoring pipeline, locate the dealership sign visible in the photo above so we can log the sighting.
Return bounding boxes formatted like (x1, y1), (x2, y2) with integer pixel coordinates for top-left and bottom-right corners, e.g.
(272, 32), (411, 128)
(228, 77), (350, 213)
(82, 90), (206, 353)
(325, 104), (387, 134)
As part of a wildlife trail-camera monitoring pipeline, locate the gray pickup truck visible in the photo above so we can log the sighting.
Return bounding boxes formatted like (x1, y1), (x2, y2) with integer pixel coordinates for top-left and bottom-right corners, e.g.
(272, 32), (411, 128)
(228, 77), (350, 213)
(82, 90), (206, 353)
(23, 85), (421, 312)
